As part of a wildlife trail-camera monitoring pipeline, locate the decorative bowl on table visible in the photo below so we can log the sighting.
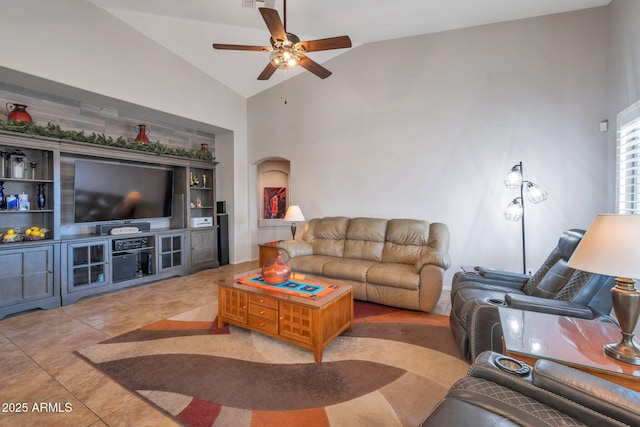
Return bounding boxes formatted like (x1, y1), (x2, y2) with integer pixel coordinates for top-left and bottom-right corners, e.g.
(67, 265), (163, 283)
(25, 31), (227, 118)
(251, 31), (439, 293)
(24, 227), (48, 240)
(1, 229), (23, 243)
(261, 250), (292, 285)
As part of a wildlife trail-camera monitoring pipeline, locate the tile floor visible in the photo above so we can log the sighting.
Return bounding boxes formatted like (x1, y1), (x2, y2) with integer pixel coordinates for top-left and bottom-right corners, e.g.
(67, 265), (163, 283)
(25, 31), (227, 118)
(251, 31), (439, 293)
(0, 261), (452, 426)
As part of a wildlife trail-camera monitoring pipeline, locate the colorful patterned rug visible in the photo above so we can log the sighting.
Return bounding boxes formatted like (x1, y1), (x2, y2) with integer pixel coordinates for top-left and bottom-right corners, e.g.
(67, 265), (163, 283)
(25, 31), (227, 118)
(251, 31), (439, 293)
(77, 301), (469, 427)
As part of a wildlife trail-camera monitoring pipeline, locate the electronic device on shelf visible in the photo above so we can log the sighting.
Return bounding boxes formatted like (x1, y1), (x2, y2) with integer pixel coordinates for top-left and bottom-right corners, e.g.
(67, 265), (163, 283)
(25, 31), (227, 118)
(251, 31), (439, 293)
(190, 217), (213, 228)
(95, 222), (151, 236)
(113, 237), (149, 252)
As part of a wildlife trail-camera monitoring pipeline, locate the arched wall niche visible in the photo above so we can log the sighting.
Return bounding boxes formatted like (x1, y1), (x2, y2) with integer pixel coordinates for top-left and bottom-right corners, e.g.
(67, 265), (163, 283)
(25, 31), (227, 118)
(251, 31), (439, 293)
(257, 157), (290, 228)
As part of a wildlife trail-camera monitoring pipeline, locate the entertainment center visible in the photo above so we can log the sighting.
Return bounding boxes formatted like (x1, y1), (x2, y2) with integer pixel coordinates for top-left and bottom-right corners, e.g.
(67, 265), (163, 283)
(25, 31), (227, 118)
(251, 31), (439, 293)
(0, 131), (219, 319)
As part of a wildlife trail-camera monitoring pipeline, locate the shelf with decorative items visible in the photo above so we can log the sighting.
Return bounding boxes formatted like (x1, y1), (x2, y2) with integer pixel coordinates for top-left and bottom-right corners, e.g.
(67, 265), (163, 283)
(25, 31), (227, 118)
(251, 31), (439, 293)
(0, 138), (58, 245)
(186, 164), (218, 272)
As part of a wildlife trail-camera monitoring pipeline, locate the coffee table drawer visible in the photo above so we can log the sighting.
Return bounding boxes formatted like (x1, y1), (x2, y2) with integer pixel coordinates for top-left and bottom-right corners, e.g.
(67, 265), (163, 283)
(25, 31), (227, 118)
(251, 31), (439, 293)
(249, 293), (278, 309)
(249, 304), (278, 321)
(248, 315), (278, 334)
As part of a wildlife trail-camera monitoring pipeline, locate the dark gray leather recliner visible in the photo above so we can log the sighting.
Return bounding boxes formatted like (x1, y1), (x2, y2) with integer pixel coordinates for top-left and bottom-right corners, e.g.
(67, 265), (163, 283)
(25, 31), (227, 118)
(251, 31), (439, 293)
(420, 351), (640, 427)
(449, 229), (617, 361)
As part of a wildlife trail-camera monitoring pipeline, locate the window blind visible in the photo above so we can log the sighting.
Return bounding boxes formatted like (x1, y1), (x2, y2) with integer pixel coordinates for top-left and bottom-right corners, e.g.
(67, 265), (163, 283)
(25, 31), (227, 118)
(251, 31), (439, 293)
(617, 100), (640, 214)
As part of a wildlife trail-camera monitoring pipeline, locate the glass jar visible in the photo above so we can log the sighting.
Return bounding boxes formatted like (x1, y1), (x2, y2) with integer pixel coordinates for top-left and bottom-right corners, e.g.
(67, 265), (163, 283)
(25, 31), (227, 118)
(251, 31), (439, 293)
(9, 150), (27, 179)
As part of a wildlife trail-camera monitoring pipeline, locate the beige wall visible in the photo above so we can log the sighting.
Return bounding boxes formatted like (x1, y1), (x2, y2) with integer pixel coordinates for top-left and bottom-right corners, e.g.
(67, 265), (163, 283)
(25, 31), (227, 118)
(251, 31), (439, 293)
(248, 7), (611, 281)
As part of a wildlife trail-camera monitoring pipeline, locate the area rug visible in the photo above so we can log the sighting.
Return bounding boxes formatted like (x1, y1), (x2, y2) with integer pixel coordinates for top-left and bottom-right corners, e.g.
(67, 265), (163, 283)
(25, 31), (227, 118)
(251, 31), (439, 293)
(77, 301), (469, 427)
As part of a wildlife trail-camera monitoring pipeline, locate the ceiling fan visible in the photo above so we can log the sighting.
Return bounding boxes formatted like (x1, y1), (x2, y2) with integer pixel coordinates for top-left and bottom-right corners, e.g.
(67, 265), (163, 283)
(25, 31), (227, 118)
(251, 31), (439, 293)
(212, 0), (352, 80)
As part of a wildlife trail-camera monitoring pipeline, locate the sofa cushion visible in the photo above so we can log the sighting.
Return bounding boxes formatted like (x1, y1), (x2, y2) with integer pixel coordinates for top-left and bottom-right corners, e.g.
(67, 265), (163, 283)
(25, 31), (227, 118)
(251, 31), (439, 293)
(305, 217), (350, 257)
(343, 217), (387, 262)
(382, 219), (432, 265)
(366, 263), (420, 290)
(288, 255), (337, 275)
(323, 258), (379, 282)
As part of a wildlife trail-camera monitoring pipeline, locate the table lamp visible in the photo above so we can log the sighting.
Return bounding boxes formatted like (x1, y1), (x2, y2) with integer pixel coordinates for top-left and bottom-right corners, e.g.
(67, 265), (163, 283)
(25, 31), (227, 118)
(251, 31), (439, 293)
(567, 214), (640, 365)
(284, 205), (305, 239)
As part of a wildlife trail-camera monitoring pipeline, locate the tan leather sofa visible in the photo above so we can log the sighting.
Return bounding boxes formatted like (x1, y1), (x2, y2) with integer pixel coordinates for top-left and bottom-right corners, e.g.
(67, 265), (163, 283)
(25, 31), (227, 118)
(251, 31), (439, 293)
(276, 217), (451, 312)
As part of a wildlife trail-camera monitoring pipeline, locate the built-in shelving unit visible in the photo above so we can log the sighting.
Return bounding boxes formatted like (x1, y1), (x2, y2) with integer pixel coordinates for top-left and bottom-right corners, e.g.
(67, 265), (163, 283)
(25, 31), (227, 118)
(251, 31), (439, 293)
(0, 131), (219, 319)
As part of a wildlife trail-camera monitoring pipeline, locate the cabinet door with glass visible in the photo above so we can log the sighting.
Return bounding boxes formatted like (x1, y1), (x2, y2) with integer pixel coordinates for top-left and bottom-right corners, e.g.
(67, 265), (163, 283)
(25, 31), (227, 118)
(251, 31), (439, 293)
(157, 232), (186, 273)
(66, 241), (109, 292)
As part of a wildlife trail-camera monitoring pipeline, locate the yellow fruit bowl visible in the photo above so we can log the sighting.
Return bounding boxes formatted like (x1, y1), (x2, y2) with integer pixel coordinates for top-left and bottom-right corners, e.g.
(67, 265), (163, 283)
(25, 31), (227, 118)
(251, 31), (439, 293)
(24, 228), (48, 241)
(1, 232), (23, 243)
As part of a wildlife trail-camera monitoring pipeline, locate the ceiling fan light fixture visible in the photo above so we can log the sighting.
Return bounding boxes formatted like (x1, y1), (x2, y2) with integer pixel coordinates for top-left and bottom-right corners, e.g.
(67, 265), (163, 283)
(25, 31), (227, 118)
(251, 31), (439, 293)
(270, 44), (301, 69)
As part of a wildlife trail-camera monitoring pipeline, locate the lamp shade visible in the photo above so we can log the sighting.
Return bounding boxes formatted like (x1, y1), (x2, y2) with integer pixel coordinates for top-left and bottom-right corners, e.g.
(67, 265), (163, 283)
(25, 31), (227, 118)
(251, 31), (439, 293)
(568, 214), (640, 279)
(504, 165), (523, 189)
(504, 198), (523, 221)
(284, 205), (305, 222)
(525, 182), (548, 204)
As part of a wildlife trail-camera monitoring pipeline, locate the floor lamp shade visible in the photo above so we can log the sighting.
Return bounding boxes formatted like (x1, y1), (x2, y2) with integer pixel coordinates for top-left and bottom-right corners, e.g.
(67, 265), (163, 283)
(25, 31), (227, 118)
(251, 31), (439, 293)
(284, 205), (305, 239)
(568, 214), (640, 364)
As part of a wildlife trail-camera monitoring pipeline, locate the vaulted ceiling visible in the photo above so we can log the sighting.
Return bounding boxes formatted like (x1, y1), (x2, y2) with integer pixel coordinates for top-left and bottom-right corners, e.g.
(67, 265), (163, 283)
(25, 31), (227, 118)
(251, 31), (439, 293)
(87, 0), (610, 98)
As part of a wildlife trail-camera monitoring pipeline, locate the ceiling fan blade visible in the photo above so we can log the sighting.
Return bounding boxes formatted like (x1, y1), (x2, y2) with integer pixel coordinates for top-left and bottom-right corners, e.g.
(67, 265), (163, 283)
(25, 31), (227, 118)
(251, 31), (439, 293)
(299, 54), (332, 79)
(298, 35), (352, 52)
(259, 7), (287, 43)
(258, 62), (278, 80)
(212, 43), (270, 52)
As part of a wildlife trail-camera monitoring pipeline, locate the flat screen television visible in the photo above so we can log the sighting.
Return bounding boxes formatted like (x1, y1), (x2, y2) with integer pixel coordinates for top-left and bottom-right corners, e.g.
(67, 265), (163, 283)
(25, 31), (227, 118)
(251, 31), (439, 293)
(73, 159), (174, 223)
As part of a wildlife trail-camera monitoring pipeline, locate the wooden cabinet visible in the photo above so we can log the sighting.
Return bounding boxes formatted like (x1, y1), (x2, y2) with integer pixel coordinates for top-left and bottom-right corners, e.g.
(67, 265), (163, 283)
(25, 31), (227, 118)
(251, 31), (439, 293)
(0, 242), (60, 319)
(218, 279), (354, 362)
(61, 230), (188, 305)
(189, 229), (217, 272)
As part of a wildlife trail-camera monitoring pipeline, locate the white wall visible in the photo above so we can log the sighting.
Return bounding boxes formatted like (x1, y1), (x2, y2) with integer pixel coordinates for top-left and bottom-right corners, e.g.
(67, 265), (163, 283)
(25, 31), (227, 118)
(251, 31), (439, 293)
(248, 7), (611, 284)
(0, 0), (252, 263)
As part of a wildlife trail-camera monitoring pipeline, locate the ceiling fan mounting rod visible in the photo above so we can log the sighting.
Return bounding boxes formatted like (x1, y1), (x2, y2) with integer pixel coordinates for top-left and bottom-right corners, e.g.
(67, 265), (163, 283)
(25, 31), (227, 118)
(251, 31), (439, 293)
(283, 0), (287, 32)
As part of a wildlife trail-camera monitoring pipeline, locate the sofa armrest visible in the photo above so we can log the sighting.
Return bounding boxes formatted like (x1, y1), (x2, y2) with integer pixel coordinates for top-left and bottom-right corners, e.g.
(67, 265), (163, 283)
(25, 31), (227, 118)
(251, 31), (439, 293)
(534, 359), (640, 427)
(505, 294), (595, 319)
(415, 250), (451, 272)
(276, 240), (313, 259)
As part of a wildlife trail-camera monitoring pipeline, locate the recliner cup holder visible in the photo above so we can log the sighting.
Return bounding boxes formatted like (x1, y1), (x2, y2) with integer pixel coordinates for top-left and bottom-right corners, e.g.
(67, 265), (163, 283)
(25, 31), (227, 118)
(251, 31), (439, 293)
(494, 356), (531, 376)
(487, 298), (506, 306)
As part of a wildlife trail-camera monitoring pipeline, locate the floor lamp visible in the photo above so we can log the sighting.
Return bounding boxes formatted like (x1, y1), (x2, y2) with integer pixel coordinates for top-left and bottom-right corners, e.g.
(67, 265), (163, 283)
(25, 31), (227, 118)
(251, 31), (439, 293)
(503, 161), (548, 274)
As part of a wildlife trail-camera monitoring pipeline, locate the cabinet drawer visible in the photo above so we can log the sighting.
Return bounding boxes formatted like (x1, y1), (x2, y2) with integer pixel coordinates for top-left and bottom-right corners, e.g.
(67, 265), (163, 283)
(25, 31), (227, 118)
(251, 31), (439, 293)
(249, 293), (278, 309)
(248, 315), (278, 335)
(249, 304), (278, 321)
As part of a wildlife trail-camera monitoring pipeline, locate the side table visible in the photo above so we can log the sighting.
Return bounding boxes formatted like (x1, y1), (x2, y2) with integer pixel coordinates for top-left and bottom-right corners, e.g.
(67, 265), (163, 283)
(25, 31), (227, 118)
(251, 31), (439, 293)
(499, 307), (640, 391)
(257, 241), (280, 267)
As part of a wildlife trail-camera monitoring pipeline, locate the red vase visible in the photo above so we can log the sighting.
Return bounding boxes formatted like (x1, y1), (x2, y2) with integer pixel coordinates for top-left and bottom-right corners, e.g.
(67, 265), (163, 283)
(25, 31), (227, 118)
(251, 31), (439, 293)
(261, 250), (292, 285)
(6, 103), (33, 123)
(134, 124), (150, 143)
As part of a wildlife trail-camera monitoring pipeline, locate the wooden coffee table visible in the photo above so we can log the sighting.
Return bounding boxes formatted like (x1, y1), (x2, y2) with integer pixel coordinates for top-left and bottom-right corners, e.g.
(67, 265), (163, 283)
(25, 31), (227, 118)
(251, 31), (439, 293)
(217, 270), (353, 362)
(499, 307), (640, 391)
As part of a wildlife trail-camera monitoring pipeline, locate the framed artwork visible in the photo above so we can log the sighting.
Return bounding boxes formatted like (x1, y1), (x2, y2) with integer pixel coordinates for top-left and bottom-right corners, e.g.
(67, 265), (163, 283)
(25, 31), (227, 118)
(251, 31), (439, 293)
(263, 187), (287, 219)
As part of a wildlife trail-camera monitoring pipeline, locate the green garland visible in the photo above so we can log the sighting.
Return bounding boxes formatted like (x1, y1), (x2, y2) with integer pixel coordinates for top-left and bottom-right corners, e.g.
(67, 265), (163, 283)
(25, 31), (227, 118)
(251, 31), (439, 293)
(0, 119), (215, 162)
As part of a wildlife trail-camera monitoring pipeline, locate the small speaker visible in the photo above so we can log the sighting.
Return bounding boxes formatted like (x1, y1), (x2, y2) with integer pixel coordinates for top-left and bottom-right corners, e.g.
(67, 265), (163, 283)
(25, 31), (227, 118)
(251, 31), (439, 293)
(140, 252), (153, 275)
(112, 253), (138, 282)
(217, 201), (226, 214)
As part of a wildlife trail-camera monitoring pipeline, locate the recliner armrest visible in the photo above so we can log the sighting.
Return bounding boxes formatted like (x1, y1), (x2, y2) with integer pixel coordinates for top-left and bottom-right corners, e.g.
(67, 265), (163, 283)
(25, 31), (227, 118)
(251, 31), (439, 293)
(479, 268), (530, 283)
(505, 294), (595, 319)
(470, 351), (640, 427)
(534, 359), (640, 427)
(276, 240), (313, 259)
(415, 250), (451, 272)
